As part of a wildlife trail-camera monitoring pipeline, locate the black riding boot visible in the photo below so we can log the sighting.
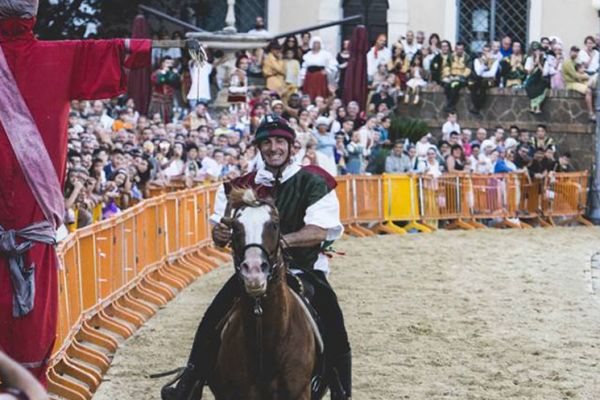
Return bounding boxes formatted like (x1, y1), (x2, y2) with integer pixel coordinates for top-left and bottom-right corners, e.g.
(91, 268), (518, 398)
(161, 364), (204, 400)
(161, 275), (241, 400)
(330, 351), (352, 400)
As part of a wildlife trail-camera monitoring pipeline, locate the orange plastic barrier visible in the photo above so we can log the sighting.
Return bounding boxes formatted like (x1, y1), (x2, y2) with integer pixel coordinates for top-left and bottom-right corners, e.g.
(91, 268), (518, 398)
(48, 184), (230, 399)
(337, 172), (590, 235)
(541, 171), (593, 226)
(49, 171), (591, 398)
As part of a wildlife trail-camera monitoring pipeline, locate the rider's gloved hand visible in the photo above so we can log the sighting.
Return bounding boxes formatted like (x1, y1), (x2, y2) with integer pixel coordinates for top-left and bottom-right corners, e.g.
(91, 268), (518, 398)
(212, 221), (231, 247)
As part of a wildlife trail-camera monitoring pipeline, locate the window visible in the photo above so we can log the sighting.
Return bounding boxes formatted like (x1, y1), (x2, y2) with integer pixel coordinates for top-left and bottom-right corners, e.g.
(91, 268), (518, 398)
(458, 0), (529, 54)
(342, 0), (388, 44)
(197, 0), (267, 33)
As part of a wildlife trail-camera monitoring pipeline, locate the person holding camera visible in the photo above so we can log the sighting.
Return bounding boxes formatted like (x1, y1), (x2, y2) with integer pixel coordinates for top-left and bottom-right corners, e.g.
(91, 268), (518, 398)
(149, 57), (181, 123)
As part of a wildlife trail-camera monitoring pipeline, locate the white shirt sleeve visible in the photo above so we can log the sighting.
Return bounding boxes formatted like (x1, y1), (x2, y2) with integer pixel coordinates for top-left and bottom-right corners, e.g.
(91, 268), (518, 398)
(209, 184), (227, 225)
(304, 190), (344, 241)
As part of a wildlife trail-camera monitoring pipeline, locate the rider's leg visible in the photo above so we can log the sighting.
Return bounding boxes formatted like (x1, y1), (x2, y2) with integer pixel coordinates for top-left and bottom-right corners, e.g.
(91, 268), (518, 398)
(161, 274), (241, 400)
(305, 270), (351, 399)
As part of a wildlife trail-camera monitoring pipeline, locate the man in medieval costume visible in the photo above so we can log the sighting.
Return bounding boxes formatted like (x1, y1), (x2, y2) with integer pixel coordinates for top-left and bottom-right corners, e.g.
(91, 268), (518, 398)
(0, 0), (151, 385)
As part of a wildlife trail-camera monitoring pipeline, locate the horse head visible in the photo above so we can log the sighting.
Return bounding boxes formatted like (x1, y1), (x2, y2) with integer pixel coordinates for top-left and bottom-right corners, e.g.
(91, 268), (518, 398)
(226, 187), (282, 298)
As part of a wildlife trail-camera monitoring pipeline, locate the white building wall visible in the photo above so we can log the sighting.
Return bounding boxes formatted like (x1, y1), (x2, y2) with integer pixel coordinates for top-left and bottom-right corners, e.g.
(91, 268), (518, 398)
(270, 0), (598, 53)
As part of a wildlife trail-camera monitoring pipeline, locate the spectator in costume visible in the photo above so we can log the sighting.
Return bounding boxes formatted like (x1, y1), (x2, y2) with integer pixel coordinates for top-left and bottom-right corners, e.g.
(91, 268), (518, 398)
(149, 57), (180, 122)
(576, 35), (600, 76)
(228, 55), (250, 107)
(187, 58), (213, 107)
(500, 41), (525, 88)
(282, 35), (303, 62)
(405, 53), (427, 104)
(367, 34), (392, 78)
(301, 37), (336, 100)
(336, 39), (351, 98)
(262, 41), (286, 96)
(469, 44), (499, 115)
(524, 41), (550, 114)
(563, 45), (596, 122)
(402, 30), (420, 61)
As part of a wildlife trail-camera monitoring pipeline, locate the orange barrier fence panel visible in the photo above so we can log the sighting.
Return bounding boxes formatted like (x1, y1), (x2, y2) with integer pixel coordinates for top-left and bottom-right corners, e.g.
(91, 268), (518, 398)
(122, 215), (136, 285)
(155, 201), (167, 262)
(95, 225), (115, 301)
(505, 173), (525, 219)
(195, 189), (210, 244)
(542, 171), (589, 218)
(111, 220), (125, 294)
(183, 190), (199, 249)
(164, 196), (179, 255)
(352, 175), (384, 223)
(62, 241), (82, 332)
(334, 176), (354, 225)
(206, 184), (219, 215)
(419, 174), (464, 220)
(142, 202), (160, 267)
(77, 232), (98, 311)
(134, 209), (146, 275)
(55, 266), (70, 355)
(519, 177), (543, 218)
(469, 174), (508, 220)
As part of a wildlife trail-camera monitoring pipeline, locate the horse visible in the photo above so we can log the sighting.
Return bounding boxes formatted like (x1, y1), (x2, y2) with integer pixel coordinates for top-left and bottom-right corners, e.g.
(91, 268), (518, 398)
(208, 187), (322, 400)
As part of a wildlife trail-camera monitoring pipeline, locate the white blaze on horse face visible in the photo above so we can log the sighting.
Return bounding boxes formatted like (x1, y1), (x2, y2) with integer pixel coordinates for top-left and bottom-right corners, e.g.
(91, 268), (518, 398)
(237, 205), (272, 296)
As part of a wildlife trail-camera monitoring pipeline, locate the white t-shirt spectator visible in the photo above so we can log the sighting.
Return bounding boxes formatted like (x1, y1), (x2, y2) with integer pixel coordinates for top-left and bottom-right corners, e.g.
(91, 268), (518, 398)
(576, 49), (600, 75)
(187, 61), (213, 102)
(200, 156), (222, 180)
(358, 126), (374, 156)
(163, 159), (185, 178)
(416, 140), (434, 159)
(477, 153), (493, 174)
(366, 46), (392, 77)
(247, 28), (271, 37)
(442, 120), (461, 141)
(403, 41), (420, 62)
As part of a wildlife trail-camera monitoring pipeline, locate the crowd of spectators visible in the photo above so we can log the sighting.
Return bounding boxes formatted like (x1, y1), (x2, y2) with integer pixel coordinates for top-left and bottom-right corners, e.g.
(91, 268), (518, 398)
(63, 19), (586, 230)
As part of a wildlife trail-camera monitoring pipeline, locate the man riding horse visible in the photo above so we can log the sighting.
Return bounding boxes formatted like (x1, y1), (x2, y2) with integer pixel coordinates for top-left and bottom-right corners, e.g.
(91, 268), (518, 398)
(162, 114), (352, 400)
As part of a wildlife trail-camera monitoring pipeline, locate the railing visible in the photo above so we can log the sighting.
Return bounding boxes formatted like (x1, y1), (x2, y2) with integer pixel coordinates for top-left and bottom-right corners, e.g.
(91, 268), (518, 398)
(47, 184), (231, 400)
(47, 171), (592, 399)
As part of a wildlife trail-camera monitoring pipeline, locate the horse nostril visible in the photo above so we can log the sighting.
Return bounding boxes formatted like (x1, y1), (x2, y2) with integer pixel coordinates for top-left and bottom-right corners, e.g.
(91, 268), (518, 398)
(260, 262), (269, 271)
(240, 261), (249, 272)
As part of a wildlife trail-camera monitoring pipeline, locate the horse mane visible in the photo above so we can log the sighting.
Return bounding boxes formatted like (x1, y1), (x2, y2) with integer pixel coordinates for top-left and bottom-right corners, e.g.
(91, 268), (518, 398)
(229, 187), (261, 209)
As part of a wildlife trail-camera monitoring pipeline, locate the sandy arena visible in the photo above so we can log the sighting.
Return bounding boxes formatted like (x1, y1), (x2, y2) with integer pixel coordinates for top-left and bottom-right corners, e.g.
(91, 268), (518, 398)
(93, 227), (600, 400)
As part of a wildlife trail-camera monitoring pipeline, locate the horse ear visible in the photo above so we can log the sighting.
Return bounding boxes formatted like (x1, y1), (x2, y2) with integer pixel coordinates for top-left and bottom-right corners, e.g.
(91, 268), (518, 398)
(221, 217), (233, 227)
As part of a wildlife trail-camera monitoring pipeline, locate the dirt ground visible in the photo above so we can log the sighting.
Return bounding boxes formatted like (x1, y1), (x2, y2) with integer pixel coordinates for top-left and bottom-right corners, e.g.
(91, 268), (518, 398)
(93, 227), (600, 400)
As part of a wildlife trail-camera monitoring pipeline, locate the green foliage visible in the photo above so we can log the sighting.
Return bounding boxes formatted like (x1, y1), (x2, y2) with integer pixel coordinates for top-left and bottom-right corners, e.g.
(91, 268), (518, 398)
(35, 0), (198, 40)
(388, 116), (429, 144)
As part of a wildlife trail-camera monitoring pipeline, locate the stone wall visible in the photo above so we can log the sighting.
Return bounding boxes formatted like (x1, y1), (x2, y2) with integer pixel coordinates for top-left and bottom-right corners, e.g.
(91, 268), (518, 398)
(395, 86), (596, 170)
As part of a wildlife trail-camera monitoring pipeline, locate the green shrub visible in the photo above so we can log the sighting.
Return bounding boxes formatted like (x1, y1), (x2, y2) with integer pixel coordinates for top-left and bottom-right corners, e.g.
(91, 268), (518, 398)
(389, 117), (429, 144)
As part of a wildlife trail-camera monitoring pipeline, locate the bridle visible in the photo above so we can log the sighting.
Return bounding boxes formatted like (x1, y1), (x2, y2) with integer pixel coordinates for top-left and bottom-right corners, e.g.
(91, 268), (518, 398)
(230, 201), (284, 304)
(229, 200), (288, 379)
